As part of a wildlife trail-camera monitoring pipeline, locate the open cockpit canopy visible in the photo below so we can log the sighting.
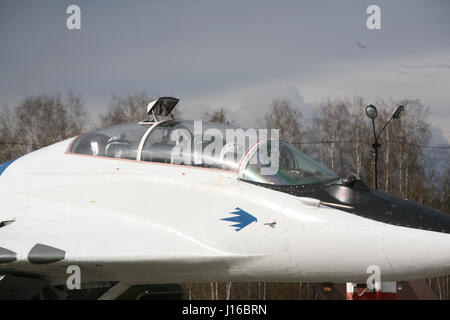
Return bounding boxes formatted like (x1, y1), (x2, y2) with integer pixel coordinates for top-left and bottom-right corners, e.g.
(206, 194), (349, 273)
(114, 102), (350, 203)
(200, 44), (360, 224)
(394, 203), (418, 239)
(69, 120), (338, 185)
(69, 120), (249, 171)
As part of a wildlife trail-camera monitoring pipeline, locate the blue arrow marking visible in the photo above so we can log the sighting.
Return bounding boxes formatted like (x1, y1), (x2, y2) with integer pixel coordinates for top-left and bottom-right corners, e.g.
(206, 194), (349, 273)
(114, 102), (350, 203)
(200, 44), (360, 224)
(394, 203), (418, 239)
(221, 208), (257, 231)
(0, 158), (18, 176)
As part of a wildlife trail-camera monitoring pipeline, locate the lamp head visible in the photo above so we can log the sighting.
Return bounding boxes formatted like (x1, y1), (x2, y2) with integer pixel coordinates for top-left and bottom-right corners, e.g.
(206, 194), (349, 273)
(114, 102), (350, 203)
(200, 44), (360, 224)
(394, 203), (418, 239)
(392, 105), (405, 120)
(365, 105), (378, 119)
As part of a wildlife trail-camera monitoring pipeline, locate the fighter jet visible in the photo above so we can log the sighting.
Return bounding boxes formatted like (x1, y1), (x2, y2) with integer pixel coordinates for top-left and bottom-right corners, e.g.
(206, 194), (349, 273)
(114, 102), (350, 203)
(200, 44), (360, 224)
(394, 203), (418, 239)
(1, 97), (449, 299)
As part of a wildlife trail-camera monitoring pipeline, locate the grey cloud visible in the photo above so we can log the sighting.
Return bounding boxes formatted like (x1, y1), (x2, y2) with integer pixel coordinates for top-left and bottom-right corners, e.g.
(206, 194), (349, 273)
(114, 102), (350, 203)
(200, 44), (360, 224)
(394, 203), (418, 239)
(2, 0), (450, 108)
(429, 126), (450, 146)
(1, 0), (449, 140)
(231, 86), (315, 128)
(178, 103), (212, 121)
(401, 64), (450, 70)
(180, 86), (314, 128)
(425, 126), (450, 175)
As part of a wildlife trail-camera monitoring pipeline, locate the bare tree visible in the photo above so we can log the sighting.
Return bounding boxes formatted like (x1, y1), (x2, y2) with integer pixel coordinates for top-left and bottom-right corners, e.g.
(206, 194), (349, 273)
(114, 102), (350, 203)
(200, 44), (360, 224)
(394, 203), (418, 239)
(203, 108), (230, 124)
(99, 93), (154, 127)
(3, 91), (448, 299)
(307, 97), (355, 176)
(348, 96), (371, 177)
(0, 92), (88, 162)
(260, 98), (304, 143)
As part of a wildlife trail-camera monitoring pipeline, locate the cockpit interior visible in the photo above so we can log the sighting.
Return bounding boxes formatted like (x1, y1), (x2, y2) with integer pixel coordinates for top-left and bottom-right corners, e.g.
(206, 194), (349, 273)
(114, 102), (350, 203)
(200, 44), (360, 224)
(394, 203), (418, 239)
(69, 120), (339, 186)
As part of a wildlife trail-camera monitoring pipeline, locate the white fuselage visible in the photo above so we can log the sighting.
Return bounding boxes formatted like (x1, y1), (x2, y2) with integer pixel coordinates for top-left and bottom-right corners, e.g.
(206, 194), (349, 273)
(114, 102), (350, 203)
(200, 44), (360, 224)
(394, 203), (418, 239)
(1, 137), (450, 286)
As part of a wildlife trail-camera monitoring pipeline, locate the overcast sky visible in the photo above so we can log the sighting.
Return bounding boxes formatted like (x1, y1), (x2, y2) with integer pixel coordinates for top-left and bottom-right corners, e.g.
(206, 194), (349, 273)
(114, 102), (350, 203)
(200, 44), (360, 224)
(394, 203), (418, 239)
(1, 0), (449, 141)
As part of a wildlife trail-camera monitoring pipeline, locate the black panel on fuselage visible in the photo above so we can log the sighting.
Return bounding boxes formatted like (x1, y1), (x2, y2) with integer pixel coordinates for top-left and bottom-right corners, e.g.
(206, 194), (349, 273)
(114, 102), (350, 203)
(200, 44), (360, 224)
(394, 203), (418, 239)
(246, 180), (450, 234)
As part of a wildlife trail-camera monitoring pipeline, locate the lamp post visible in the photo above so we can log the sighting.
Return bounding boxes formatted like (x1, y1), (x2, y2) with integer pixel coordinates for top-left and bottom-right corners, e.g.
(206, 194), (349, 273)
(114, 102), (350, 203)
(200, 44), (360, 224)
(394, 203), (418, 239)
(365, 105), (405, 190)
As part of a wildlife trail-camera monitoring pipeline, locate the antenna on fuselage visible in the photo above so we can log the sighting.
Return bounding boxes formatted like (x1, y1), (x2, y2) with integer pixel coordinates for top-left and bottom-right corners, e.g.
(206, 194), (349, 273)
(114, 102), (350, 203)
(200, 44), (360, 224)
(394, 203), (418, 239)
(146, 97), (179, 122)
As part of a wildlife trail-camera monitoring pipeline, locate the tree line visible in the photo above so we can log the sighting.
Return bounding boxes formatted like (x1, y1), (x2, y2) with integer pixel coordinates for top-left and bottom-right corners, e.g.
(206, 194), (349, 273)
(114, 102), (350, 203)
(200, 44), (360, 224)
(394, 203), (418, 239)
(0, 92), (448, 299)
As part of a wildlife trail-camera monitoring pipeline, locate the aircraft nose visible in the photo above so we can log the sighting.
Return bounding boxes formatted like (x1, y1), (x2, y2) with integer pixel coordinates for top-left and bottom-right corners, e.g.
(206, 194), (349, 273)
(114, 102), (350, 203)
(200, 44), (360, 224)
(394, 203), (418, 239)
(325, 184), (450, 234)
(364, 190), (450, 279)
(382, 225), (450, 279)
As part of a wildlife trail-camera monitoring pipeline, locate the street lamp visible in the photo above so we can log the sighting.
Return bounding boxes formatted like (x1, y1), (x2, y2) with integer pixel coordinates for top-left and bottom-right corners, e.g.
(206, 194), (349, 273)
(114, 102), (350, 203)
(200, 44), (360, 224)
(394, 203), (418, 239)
(365, 105), (405, 189)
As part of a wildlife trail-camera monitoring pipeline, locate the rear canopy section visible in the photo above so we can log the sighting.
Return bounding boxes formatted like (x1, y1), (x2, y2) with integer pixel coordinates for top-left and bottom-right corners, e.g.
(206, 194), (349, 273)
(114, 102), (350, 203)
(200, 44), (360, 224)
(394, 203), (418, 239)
(68, 120), (249, 172)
